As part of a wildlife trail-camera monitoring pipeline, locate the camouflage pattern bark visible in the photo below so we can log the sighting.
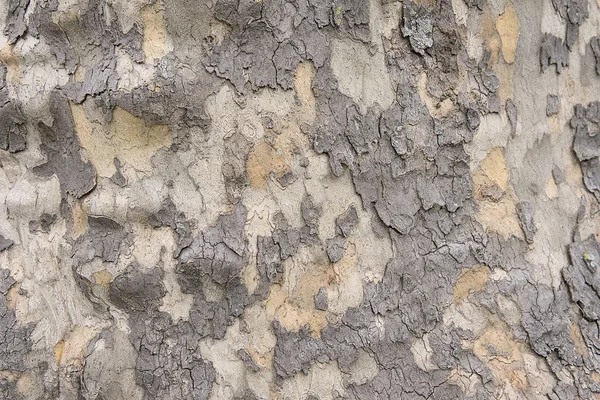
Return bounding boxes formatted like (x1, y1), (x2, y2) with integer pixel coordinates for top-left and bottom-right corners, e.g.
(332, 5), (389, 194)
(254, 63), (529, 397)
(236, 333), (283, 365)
(2, 0), (600, 399)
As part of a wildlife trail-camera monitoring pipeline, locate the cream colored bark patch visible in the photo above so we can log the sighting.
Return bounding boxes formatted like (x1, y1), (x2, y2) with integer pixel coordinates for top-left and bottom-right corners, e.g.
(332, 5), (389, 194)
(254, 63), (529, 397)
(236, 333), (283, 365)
(294, 61), (316, 123)
(477, 147), (510, 191)
(496, 1), (520, 64)
(330, 38), (395, 111)
(71, 103), (171, 177)
(453, 265), (490, 303)
(141, 4), (173, 62)
(418, 72), (454, 118)
(472, 322), (529, 389)
(54, 325), (99, 367)
(473, 148), (524, 240)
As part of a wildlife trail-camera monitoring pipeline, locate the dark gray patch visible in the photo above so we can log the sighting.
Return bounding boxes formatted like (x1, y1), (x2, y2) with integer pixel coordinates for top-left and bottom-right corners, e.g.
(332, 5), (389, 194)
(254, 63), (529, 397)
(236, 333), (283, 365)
(506, 98), (518, 137)
(272, 212), (300, 260)
(33, 91), (97, 199)
(109, 264), (166, 313)
(276, 170), (297, 188)
(301, 194), (322, 239)
(28, 213), (57, 233)
(314, 287), (328, 311)
(128, 313), (216, 399)
(571, 102), (600, 202)
(566, 0), (589, 50)
(564, 235), (600, 321)
(402, 1), (433, 55)
(148, 197), (194, 258)
(481, 70), (500, 93)
(552, 165), (565, 184)
(466, 108), (480, 132)
(109, 158), (127, 187)
(0, 235), (14, 252)
(516, 201), (536, 244)
(336, 205), (359, 238)
(464, 0), (485, 10)
(255, 235), (284, 299)
(0, 269), (34, 373)
(177, 202), (247, 288)
(222, 131), (253, 204)
(540, 33), (569, 73)
(547, 94), (560, 116)
(237, 348), (260, 373)
(74, 216), (129, 265)
(326, 235), (345, 263)
(4, 0), (29, 44)
(0, 100), (27, 153)
(591, 36), (600, 75)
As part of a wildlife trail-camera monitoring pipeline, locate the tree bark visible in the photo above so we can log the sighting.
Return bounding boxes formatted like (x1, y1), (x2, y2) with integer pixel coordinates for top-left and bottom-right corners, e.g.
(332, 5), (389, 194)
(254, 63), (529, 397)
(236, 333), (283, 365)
(1, 0), (600, 399)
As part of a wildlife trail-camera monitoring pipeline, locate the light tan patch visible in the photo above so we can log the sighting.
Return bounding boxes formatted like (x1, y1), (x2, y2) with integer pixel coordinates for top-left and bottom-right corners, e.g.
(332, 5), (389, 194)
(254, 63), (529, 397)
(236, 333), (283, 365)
(265, 241), (361, 335)
(210, 19), (232, 46)
(418, 72), (454, 118)
(247, 141), (291, 189)
(570, 321), (588, 356)
(545, 175), (558, 200)
(478, 147), (509, 191)
(71, 103), (171, 177)
(472, 320), (529, 389)
(294, 61), (316, 123)
(53, 340), (65, 365)
(71, 200), (88, 239)
(141, 4), (173, 62)
(453, 265), (490, 303)
(473, 148), (523, 240)
(6, 283), (20, 311)
(55, 326), (99, 367)
(264, 258), (332, 336)
(6, 284), (29, 322)
(92, 269), (113, 289)
(0, 45), (23, 83)
(481, 12), (501, 66)
(74, 65), (86, 83)
(495, 61), (514, 102)
(476, 195), (523, 239)
(496, 1), (520, 64)
(16, 372), (35, 397)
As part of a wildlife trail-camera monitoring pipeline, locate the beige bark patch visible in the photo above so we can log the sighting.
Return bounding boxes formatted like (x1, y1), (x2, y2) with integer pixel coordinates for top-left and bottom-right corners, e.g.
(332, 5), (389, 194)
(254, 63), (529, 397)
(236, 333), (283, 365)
(16, 372), (35, 397)
(247, 141), (291, 189)
(453, 265), (490, 303)
(71, 103), (171, 177)
(92, 269), (113, 289)
(472, 322), (529, 389)
(264, 252), (332, 336)
(418, 72), (454, 118)
(473, 148), (524, 240)
(54, 326), (99, 367)
(294, 61), (316, 123)
(141, 4), (173, 62)
(71, 200), (88, 239)
(264, 241), (361, 335)
(545, 175), (558, 199)
(479, 147), (509, 191)
(481, 12), (501, 66)
(570, 321), (588, 356)
(496, 1), (520, 64)
(0, 45), (23, 83)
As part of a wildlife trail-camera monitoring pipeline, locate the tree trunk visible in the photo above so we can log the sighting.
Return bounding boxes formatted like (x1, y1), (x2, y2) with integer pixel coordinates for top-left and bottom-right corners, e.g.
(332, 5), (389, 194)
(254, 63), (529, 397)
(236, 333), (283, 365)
(1, 0), (600, 399)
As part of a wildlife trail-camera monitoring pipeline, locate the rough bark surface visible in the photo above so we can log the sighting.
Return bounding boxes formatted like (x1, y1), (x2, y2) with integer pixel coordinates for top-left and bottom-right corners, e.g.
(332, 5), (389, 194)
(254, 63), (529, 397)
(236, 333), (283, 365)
(2, 0), (600, 399)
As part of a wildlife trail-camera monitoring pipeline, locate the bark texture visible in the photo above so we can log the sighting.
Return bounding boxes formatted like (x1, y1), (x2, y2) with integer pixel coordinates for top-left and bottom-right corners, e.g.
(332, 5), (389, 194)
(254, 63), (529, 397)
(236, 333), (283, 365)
(1, 0), (600, 399)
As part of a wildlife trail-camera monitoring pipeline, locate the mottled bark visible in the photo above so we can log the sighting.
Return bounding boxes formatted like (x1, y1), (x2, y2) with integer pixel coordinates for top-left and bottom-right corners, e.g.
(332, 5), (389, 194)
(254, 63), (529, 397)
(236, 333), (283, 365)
(2, 0), (600, 399)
